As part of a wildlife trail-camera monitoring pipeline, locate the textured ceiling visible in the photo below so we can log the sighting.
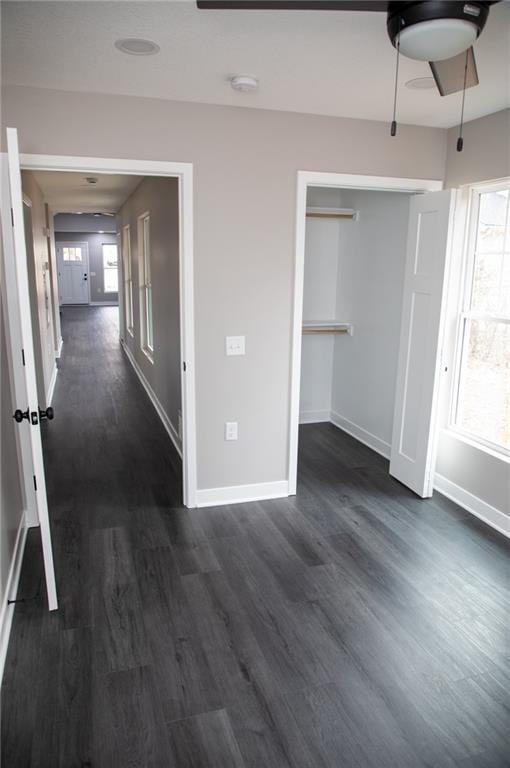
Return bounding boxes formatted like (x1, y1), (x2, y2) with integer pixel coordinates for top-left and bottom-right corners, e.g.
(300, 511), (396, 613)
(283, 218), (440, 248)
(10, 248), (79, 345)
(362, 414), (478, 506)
(31, 170), (142, 213)
(3, 0), (510, 128)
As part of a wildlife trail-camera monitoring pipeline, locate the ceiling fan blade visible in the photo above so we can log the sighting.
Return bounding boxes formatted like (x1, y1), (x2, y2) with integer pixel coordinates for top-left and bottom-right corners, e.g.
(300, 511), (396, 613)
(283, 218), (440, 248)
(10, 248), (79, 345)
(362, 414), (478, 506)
(197, 1), (388, 10)
(429, 47), (479, 97)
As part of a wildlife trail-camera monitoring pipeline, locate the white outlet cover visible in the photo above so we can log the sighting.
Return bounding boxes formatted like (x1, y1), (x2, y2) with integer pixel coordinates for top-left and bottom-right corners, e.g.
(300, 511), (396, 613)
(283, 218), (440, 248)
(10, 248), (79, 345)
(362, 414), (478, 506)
(225, 335), (246, 356)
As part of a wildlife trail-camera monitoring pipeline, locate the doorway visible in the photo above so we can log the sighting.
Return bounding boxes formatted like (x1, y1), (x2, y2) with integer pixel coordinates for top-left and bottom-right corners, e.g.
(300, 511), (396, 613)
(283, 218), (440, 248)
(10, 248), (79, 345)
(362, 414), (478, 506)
(11, 152), (196, 518)
(289, 171), (444, 498)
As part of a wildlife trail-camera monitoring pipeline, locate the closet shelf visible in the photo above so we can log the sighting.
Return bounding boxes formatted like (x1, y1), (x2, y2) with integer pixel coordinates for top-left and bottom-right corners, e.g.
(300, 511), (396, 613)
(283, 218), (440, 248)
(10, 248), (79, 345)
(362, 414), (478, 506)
(302, 321), (353, 336)
(306, 206), (358, 221)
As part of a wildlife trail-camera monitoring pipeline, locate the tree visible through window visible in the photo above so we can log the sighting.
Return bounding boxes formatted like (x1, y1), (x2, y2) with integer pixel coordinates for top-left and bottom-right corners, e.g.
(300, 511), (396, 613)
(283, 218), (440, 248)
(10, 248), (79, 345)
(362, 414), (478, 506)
(453, 185), (510, 454)
(102, 243), (118, 293)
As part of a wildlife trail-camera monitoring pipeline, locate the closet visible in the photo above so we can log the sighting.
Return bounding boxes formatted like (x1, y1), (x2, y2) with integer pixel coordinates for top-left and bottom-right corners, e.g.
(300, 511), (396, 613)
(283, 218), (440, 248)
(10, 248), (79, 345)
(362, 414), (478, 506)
(299, 185), (413, 457)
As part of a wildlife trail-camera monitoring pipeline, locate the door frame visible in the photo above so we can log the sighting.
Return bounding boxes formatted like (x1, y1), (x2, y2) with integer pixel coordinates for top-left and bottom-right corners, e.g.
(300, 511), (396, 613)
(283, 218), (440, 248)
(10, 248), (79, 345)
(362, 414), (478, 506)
(288, 171), (443, 495)
(19, 152), (197, 508)
(56, 239), (91, 305)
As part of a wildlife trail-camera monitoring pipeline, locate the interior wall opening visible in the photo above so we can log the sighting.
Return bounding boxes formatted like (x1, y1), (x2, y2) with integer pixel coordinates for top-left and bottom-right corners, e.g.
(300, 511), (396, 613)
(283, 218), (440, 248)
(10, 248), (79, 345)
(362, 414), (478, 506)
(296, 184), (414, 485)
(19, 168), (185, 504)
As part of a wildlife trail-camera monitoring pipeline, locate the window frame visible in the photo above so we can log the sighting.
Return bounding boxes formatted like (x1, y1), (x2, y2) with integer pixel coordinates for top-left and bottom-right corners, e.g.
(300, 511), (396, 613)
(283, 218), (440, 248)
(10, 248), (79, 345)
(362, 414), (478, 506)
(102, 242), (119, 295)
(122, 225), (134, 336)
(138, 212), (154, 362)
(448, 178), (510, 459)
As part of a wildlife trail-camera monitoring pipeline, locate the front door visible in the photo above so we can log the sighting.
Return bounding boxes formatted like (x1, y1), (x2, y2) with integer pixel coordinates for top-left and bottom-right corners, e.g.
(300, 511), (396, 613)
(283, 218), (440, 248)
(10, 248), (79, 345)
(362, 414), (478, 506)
(57, 242), (89, 304)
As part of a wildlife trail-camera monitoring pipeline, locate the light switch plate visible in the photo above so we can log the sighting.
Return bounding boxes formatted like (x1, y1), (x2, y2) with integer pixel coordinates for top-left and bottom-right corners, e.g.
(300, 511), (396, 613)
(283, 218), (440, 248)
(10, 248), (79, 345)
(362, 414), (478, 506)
(225, 421), (238, 441)
(225, 335), (245, 356)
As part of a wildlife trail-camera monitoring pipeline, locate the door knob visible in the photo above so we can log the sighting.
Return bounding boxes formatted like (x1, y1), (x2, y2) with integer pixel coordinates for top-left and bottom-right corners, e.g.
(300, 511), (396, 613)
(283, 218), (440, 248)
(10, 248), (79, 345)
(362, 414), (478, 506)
(39, 406), (54, 421)
(13, 408), (29, 423)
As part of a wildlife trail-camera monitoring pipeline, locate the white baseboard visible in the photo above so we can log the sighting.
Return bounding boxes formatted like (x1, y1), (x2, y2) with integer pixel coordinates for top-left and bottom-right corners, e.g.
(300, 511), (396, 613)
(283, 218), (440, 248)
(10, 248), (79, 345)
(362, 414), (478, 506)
(0, 511), (28, 682)
(56, 336), (63, 358)
(89, 301), (119, 306)
(330, 410), (391, 459)
(121, 341), (182, 458)
(434, 473), (509, 539)
(46, 363), (58, 406)
(299, 409), (331, 424)
(196, 480), (289, 508)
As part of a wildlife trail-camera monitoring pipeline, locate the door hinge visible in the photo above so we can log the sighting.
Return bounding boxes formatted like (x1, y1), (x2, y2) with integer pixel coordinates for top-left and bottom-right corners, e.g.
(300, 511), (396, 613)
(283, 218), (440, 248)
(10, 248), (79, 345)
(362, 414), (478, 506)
(21, 348), (26, 366)
(11, 208), (14, 227)
(33, 475), (37, 491)
(183, 361), (187, 372)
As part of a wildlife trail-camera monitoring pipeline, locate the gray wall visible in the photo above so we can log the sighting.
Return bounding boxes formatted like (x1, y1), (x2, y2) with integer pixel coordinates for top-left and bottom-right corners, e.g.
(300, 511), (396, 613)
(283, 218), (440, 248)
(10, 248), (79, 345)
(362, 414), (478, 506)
(119, 177), (181, 438)
(331, 189), (411, 446)
(3, 84), (447, 492)
(437, 109), (510, 518)
(54, 213), (117, 234)
(444, 109), (510, 189)
(55, 230), (119, 304)
(1, 295), (25, 614)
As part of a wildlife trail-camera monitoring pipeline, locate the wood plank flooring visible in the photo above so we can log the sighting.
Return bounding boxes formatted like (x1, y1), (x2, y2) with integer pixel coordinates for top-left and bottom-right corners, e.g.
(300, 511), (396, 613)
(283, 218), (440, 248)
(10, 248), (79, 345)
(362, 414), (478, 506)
(2, 306), (509, 767)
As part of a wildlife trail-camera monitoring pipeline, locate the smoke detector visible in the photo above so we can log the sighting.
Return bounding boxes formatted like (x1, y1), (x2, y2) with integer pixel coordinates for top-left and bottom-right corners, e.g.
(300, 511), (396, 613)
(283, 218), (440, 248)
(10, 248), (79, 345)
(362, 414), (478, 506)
(230, 75), (258, 93)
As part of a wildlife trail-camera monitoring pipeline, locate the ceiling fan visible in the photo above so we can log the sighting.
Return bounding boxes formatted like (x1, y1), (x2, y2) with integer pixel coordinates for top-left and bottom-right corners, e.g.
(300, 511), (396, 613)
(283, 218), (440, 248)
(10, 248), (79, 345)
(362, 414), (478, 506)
(197, 1), (500, 147)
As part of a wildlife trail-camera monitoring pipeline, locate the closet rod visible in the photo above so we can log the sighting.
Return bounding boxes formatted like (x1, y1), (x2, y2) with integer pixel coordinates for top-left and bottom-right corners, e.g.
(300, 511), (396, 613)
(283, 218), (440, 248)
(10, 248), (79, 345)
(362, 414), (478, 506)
(305, 212), (355, 220)
(302, 328), (350, 335)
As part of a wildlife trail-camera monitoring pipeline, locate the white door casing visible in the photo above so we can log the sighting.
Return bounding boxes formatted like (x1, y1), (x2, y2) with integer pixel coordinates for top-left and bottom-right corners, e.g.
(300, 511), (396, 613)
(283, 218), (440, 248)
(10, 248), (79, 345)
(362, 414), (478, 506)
(390, 189), (455, 497)
(1, 128), (58, 610)
(19, 151), (197, 508)
(57, 242), (90, 304)
(289, 171), (443, 496)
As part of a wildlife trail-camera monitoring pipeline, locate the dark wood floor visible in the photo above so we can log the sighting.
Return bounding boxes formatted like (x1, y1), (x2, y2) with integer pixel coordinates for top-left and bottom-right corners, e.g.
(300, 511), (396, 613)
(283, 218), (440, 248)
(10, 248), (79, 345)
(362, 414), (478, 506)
(2, 306), (509, 767)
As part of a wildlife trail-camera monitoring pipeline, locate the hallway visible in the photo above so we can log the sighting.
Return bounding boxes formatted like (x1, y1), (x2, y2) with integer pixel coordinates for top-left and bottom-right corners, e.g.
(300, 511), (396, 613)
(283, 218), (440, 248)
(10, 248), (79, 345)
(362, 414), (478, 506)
(2, 308), (509, 767)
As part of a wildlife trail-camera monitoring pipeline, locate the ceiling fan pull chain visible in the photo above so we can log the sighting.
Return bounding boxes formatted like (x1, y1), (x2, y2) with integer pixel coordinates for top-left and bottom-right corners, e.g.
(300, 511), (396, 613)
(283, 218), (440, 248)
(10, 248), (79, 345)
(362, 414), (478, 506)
(457, 49), (469, 152)
(390, 32), (400, 137)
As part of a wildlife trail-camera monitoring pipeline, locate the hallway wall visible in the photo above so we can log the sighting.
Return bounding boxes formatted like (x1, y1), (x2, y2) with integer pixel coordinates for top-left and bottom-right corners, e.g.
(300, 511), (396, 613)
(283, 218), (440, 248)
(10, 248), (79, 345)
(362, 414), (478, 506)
(119, 177), (181, 444)
(21, 171), (57, 406)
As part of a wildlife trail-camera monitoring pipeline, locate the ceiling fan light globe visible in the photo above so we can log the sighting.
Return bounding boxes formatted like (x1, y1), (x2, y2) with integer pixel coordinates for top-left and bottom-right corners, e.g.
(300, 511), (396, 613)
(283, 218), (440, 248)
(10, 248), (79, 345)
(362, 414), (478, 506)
(398, 19), (478, 62)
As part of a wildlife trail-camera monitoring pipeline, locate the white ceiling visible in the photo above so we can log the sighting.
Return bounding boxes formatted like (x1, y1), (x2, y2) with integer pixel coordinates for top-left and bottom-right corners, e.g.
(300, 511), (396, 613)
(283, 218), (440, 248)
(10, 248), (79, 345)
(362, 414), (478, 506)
(3, 0), (509, 128)
(31, 170), (142, 213)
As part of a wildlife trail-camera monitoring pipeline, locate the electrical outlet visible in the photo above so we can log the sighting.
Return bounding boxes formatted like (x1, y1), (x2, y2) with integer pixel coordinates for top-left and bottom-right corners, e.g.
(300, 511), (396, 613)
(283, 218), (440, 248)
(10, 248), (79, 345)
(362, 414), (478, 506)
(225, 336), (245, 356)
(225, 421), (238, 441)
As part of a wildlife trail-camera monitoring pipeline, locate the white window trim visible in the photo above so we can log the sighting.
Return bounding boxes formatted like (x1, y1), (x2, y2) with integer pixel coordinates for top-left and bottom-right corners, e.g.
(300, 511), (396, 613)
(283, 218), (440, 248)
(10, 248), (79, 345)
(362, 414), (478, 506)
(122, 224), (134, 337)
(447, 178), (510, 460)
(138, 211), (154, 362)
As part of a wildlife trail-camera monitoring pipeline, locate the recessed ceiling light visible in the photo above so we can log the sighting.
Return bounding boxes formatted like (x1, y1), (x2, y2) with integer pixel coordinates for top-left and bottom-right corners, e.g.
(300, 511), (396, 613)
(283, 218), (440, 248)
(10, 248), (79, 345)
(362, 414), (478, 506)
(230, 75), (258, 93)
(405, 77), (437, 91)
(115, 38), (160, 56)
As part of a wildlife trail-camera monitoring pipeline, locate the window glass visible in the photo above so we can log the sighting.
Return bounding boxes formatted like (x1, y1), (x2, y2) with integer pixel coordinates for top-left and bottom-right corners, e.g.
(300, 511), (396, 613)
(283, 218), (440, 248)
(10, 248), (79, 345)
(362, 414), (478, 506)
(102, 243), (118, 293)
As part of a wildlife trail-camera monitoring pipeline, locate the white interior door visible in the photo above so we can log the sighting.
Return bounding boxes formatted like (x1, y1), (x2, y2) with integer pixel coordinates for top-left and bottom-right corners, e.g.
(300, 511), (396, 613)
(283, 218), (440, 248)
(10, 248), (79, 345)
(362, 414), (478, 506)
(1, 127), (58, 610)
(390, 189), (455, 498)
(57, 242), (90, 304)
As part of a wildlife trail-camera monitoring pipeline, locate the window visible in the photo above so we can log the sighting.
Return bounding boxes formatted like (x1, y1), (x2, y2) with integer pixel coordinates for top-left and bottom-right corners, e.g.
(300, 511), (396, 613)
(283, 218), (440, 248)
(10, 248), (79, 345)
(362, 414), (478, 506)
(451, 182), (510, 455)
(62, 246), (82, 262)
(138, 213), (154, 357)
(102, 243), (119, 293)
(122, 226), (133, 334)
